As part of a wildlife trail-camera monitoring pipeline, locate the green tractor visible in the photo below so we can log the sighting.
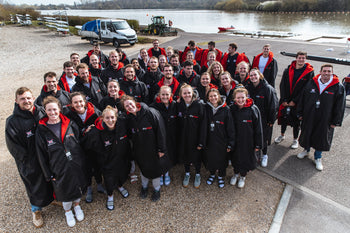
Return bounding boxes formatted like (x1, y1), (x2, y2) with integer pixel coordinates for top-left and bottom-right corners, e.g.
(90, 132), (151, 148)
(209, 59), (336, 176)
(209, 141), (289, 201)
(143, 16), (177, 36)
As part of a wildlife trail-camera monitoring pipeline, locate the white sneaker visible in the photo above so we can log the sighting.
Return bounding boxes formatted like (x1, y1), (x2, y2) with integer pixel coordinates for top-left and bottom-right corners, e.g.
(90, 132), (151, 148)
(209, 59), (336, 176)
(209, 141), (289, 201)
(261, 155), (268, 167)
(74, 205), (84, 222)
(290, 140), (299, 149)
(230, 174), (239, 186)
(297, 150), (309, 159)
(65, 210), (76, 227)
(315, 158), (323, 171)
(274, 135), (285, 144)
(237, 176), (246, 188)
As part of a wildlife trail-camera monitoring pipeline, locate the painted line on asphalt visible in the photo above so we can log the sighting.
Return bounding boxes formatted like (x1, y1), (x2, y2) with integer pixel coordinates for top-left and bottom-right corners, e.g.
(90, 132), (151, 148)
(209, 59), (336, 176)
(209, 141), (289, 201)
(268, 184), (293, 233)
(258, 167), (350, 215)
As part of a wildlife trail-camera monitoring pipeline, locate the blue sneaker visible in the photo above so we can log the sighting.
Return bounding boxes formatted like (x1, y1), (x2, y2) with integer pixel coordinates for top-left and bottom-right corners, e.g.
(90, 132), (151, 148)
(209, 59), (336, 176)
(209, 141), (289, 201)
(164, 175), (171, 186)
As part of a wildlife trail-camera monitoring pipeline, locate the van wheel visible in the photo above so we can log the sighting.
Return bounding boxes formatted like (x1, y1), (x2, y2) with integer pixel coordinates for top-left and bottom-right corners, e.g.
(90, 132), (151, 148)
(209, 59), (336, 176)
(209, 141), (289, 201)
(113, 39), (119, 48)
(130, 43), (135, 46)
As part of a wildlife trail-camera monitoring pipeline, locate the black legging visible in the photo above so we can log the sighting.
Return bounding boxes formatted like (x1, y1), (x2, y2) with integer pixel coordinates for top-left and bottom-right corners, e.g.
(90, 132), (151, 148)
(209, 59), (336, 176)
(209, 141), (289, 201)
(184, 162), (201, 174)
(209, 169), (226, 177)
(281, 123), (300, 139)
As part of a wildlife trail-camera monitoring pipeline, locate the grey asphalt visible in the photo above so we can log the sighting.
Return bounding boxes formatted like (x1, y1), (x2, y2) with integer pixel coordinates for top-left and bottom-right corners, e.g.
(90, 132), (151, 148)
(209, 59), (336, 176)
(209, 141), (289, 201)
(136, 32), (350, 232)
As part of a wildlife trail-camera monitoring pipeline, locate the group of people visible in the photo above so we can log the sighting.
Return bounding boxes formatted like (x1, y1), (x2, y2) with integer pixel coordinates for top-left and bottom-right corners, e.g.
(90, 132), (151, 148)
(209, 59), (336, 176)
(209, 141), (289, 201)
(5, 39), (346, 228)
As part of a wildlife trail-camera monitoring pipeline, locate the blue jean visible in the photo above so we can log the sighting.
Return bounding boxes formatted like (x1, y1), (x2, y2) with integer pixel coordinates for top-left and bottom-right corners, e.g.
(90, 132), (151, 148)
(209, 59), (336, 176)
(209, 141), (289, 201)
(305, 148), (322, 159)
(31, 204), (42, 212)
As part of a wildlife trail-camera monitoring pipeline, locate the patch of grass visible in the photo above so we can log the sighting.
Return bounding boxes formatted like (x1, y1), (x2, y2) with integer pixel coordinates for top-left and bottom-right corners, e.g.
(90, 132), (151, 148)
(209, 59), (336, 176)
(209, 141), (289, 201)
(137, 36), (154, 44)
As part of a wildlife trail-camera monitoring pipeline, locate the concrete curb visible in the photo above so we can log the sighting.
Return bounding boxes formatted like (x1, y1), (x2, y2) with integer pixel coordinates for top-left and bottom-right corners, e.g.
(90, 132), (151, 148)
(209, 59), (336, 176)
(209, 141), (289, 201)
(268, 184), (293, 233)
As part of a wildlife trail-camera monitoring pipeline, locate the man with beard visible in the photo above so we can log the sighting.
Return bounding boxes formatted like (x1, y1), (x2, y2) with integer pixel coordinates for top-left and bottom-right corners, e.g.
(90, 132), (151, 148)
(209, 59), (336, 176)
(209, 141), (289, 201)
(140, 56), (163, 91)
(70, 53), (80, 71)
(36, 72), (70, 108)
(200, 41), (223, 67)
(147, 39), (166, 59)
(6, 87), (53, 228)
(72, 63), (107, 110)
(296, 64), (345, 171)
(151, 64), (180, 102)
(119, 64), (149, 103)
(252, 44), (278, 87)
(100, 50), (124, 86)
(169, 54), (181, 78)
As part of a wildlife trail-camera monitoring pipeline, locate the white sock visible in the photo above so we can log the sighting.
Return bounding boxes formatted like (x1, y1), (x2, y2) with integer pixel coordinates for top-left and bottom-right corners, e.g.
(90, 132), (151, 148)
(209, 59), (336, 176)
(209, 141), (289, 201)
(185, 172), (190, 176)
(108, 195), (113, 201)
(118, 186), (125, 192)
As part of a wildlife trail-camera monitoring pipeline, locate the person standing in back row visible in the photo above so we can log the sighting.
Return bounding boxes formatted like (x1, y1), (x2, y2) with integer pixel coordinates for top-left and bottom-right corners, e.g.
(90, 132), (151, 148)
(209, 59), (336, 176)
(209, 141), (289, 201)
(296, 64), (345, 171)
(275, 51), (314, 149)
(252, 44), (278, 87)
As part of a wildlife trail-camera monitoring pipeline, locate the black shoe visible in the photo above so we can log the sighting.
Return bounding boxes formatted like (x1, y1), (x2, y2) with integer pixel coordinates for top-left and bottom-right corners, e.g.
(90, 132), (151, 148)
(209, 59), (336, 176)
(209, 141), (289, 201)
(140, 187), (148, 199)
(151, 190), (161, 202)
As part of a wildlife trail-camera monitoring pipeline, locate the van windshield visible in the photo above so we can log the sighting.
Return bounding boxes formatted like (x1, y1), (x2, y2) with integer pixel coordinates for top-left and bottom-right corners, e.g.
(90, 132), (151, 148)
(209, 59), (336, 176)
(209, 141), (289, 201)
(112, 21), (129, 30)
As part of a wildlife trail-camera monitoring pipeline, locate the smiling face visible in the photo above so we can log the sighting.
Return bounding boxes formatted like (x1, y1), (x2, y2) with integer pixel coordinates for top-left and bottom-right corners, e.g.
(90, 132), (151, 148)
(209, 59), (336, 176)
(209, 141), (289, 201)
(238, 63), (248, 78)
(234, 91), (247, 108)
(16, 91), (34, 112)
(208, 91), (219, 106)
(220, 73), (231, 87)
(208, 53), (216, 63)
(320, 66), (333, 83)
(45, 76), (58, 93)
(170, 57), (179, 67)
(184, 65), (193, 77)
(70, 54), (80, 66)
(71, 95), (86, 114)
(78, 68), (90, 83)
(103, 110), (117, 130)
(262, 46), (270, 57)
(212, 64), (221, 75)
(140, 49), (148, 59)
(159, 87), (171, 104)
(90, 54), (100, 68)
(201, 74), (210, 87)
(45, 102), (60, 123)
(123, 99), (137, 114)
(124, 67), (135, 81)
(64, 66), (75, 78)
(159, 56), (167, 67)
(131, 59), (139, 69)
(163, 66), (174, 79)
(153, 40), (159, 49)
(149, 58), (158, 70)
(249, 70), (260, 85)
(109, 52), (119, 65)
(186, 52), (194, 61)
(296, 55), (306, 68)
(108, 81), (120, 97)
(181, 87), (193, 104)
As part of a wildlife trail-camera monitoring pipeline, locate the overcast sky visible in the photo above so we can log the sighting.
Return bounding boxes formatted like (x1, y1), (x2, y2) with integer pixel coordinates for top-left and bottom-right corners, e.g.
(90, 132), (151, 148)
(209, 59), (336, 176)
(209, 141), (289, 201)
(9, 0), (76, 5)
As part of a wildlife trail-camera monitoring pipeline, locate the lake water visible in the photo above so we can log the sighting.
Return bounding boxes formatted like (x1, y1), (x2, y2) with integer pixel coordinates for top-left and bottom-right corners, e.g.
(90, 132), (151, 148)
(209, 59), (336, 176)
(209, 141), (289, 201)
(41, 9), (350, 38)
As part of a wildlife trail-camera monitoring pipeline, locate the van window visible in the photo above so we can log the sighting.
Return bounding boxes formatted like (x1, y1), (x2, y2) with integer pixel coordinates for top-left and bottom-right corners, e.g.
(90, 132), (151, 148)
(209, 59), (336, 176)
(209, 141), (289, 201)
(112, 21), (130, 30)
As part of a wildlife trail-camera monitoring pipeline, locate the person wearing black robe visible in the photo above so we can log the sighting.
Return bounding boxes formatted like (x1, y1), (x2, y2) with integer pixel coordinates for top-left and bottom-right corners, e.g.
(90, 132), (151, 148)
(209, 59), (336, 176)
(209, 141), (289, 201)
(5, 87), (53, 228)
(36, 97), (87, 227)
(122, 96), (169, 202)
(119, 65), (149, 104)
(229, 87), (263, 189)
(204, 90), (235, 188)
(150, 86), (178, 186)
(62, 92), (104, 203)
(246, 68), (278, 168)
(275, 52), (314, 149)
(100, 51), (124, 85)
(177, 84), (207, 189)
(177, 60), (200, 88)
(72, 63), (107, 110)
(297, 65), (346, 171)
(82, 107), (131, 210)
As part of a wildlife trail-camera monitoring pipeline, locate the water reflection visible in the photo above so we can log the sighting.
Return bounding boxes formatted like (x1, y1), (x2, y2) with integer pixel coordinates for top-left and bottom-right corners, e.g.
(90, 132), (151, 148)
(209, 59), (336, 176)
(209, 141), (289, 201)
(41, 9), (350, 37)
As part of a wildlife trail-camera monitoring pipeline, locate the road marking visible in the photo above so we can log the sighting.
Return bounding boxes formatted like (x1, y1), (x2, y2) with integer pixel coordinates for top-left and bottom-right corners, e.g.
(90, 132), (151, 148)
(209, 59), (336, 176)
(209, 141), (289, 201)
(258, 167), (350, 214)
